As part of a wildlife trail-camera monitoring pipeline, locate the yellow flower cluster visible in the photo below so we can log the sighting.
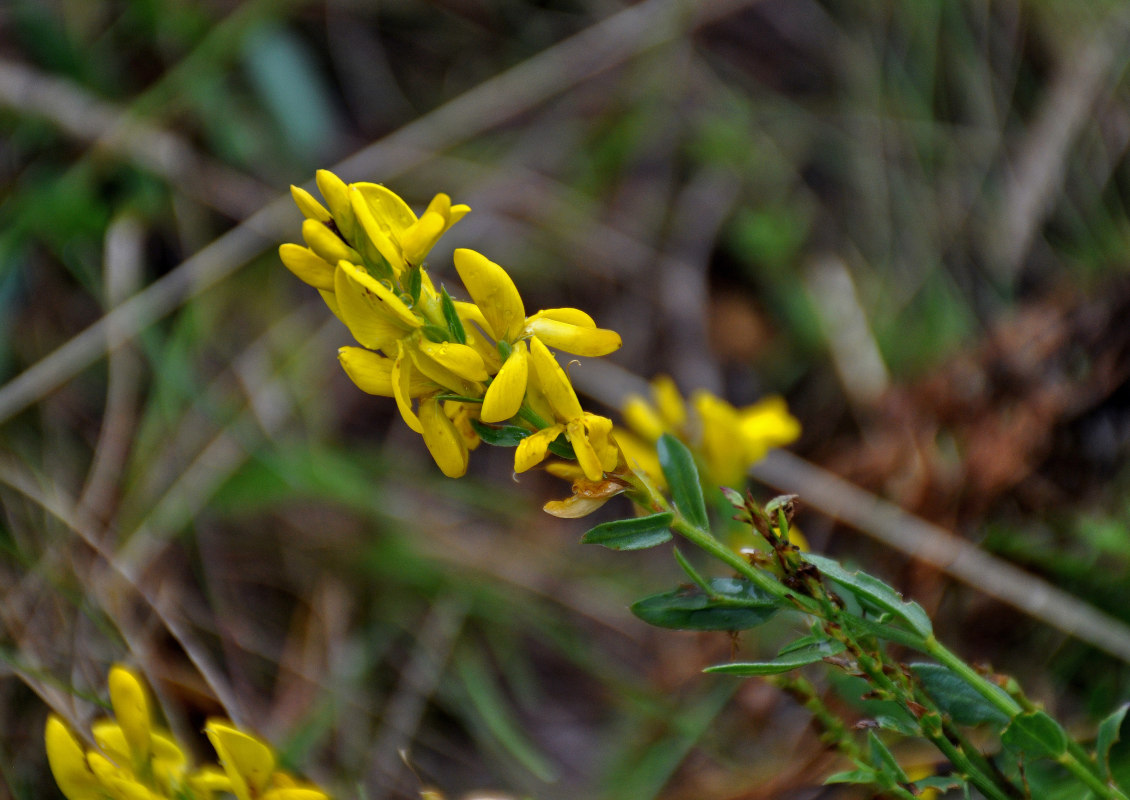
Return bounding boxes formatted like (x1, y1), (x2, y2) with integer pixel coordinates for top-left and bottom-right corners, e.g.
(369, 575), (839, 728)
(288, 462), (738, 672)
(280, 171), (622, 478)
(618, 376), (802, 489)
(46, 665), (329, 800)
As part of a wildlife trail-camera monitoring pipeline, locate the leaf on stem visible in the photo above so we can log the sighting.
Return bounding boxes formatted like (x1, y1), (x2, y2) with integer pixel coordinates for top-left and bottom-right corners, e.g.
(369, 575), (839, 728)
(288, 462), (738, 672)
(1001, 711), (1068, 760)
(803, 554), (933, 638)
(911, 663), (1010, 728)
(656, 433), (709, 530)
(704, 639), (845, 675)
(632, 577), (779, 631)
(1098, 703), (1130, 785)
(581, 512), (674, 551)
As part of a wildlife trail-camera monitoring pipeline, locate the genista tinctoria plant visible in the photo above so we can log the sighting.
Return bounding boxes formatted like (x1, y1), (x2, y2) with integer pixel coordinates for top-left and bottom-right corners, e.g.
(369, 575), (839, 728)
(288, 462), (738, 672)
(274, 173), (1130, 800)
(46, 174), (1130, 800)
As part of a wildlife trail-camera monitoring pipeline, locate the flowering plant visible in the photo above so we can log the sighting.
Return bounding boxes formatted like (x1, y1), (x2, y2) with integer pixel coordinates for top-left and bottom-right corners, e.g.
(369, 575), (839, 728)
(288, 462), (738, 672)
(44, 174), (1130, 800)
(272, 173), (1130, 800)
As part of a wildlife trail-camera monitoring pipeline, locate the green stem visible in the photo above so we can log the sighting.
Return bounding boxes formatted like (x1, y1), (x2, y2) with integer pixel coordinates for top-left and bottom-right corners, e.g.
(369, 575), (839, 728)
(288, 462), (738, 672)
(924, 638), (1021, 718)
(1060, 751), (1129, 800)
(668, 515), (821, 616)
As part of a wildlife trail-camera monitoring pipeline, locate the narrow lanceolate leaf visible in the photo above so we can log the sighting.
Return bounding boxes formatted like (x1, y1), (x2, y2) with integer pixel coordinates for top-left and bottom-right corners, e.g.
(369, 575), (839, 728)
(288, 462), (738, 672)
(632, 578), (779, 631)
(1097, 703), (1130, 781)
(704, 639), (845, 676)
(582, 512), (674, 551)
(470, 420), (530, 447)
(911, 663), (1009, 728)
(656, 433), (708, 530)
(802, 554), (933, 638)
(867, 730), (908, 782)
(441, 287), (467, 344)
(1001, 712), (1068, 760)
(407, 265), (423, 304)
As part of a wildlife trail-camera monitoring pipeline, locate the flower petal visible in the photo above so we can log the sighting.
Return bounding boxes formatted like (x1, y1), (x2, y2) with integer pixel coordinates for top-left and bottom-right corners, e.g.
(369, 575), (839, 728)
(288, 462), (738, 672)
(452, 249), (525, 342)
(339, 347), (434, 397)
(410, 346), (479, 397)
(567, 418), (603, 481)
(290, 185), (330, 222)
(315, 169), (356, 240)
(584, 413), (619, 472)
(401, 193), (450, 266)
(279, 244), (335, 291)
(543, 493), (613, 518)
(334, 261), (421, 352)
(392, 342), (424, 434)
(302, 218), (360, 267)
(622, 396), (665, 442)
(481, 340), (528, 423)
(528, 337), (583, 420)
(652, 375), (687, 430)
(419, 397), (469, 478)
(514, 425), (564, 473)
(738, 396), (801, 453)
(527, 307), (596, 328)
(352, 182), (418, 237)
(693, 391), (746, 486)
(348, 186), (403, 275)
(205, 720), (275, 800)
(417, 340), (489, 382)
(108, 665), (151, 761)
(527, 317), (621, 357)
(45, 716), (101, 800)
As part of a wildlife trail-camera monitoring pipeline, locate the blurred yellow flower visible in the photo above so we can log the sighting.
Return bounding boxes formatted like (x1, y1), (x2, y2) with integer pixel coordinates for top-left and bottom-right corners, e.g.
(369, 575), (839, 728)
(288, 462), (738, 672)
(45, 666), (330, 800)
(619, 376), (800, 488)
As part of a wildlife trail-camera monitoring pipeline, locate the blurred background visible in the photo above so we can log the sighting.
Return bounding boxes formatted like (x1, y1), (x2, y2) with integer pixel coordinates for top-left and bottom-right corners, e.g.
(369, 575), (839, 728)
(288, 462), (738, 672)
(4, 0), (1130, 797)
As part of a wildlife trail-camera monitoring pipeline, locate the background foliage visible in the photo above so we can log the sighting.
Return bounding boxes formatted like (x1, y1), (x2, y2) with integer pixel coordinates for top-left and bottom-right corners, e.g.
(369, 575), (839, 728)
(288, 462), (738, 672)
(4, 1), (1130, 797)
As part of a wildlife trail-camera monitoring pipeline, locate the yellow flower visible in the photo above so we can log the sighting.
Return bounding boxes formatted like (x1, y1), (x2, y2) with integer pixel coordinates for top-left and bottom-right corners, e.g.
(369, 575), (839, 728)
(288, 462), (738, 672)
(283, 172), (468, 284)
(205, 721), (329, 800)
(514, 338), (618, 481)
(619, 376), (800, 488)
(452, 248), (620, 425)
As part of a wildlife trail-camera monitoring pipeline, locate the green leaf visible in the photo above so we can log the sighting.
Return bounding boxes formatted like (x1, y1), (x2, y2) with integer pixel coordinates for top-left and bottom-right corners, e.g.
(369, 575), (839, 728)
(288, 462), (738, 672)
(632, 578), (779, 631)
(470, 420), (529, 447)
(1097, 703), (1129, 781)
(1001, 711), (1068, 760)
(874, 714), (918, 736)
(657, 434), (708, 529)
(406, 266), (423, 305)
(911, 663), (1010, 728)
(824, 765), (878, 785)
(422, 324), (450, 343)
(868, 730), (908, 782)
(843, 614), (928, 650)
(704, 639), (845, 675)
(803, 554), (933, 638)
(440, 287), (467, 344)
(582, 513), (674, 551)
(913, 775), (966, 793)
(547, 434), (576, 460)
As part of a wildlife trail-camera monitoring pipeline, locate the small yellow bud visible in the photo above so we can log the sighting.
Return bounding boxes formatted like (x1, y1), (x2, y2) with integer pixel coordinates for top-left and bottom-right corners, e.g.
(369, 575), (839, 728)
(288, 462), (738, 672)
(205, 720), (276, 800)
(419, 397), (470, 478)
(45, 716), (100, 800)
(108, 665), (151, 761)
(481, 340), (528, 423)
